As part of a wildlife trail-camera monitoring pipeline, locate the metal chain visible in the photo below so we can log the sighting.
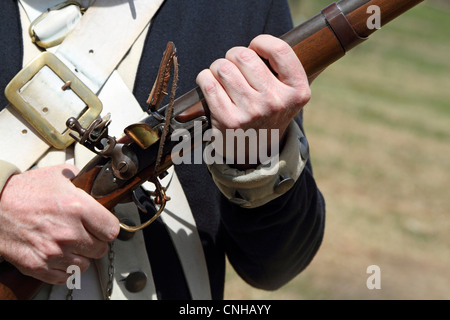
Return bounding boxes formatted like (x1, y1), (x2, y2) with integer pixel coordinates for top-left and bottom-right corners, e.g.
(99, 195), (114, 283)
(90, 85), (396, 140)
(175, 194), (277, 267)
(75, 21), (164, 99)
(66, 288), (73, 300)
(105, 241), (115, 300)
(65, 241), (115, 300)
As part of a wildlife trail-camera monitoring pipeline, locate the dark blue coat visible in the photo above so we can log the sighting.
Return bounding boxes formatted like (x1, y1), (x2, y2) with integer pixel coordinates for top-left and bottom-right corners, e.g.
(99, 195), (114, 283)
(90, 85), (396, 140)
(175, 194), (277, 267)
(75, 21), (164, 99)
(0, 0), (325, 299)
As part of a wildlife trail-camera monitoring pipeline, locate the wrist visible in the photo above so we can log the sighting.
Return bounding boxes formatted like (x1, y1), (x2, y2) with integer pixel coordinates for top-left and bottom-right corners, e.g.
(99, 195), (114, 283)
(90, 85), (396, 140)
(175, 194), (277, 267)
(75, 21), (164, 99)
(0, 160), (21, 202)
(208, 119), (308, 208)
(227, 125), (289, 171)
(0, 161), (20, 264)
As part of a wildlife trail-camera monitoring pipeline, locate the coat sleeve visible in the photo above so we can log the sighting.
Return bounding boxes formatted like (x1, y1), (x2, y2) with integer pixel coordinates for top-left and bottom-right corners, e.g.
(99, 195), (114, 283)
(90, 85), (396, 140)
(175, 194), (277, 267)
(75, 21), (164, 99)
(218, 116), (325, 290)
(216, 1), (326, 290)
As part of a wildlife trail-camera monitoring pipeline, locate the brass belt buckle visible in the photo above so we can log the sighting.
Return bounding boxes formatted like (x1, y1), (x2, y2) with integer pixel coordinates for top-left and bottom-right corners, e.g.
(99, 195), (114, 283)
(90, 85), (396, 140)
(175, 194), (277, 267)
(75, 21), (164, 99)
(5, 52), (102, 149)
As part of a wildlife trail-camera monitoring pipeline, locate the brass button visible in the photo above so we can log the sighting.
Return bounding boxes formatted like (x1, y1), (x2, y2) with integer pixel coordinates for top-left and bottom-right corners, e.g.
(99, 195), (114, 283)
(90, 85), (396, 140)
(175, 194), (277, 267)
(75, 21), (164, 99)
(124, 271), (147, 293)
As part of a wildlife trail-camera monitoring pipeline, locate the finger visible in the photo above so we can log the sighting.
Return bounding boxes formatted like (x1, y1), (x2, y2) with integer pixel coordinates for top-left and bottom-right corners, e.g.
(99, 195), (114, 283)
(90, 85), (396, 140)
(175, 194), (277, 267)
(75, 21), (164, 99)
(58, 166), (120, 243)
(31, 268), (70, 286)
(249, 35), (308, 89)
(16, 254), (90, 285)
(48, 253), (91, 274)
(76, 192), (120, 242)
(196, 68), (237, 128)
(208, 58), (256, 107)
(225, 46), (277, 92)
(69, 234), (109, 260)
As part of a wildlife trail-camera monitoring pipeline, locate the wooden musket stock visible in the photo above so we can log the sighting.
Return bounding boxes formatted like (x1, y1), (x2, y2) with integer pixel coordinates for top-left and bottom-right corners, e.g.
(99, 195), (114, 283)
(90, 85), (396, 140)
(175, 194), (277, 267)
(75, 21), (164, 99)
(0, 0), (423, 300)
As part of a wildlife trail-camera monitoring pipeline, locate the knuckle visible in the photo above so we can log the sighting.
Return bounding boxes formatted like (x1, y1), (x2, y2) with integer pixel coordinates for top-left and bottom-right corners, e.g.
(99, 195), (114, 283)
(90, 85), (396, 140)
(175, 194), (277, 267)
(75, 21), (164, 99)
(216, 59), (234, 77)
(76, 258), (91, 273)
(294, 86), (312, 106)
(218, 114), (239, 130)
(60, 197), (84, 217)
(94, 243), (109, 259)
(52, 226), (80, 245)
(248, 103), (266, 121)
(219, 112), (245, 131)
(232, 106), (264, 129)
(196, 70), (218, 95)
(225, 46), (248, 61)
(272, 41), (292, 58)
(204, 81), (219, 95)
(105, 223), (120, 242)
(253, 34), (266, 42)
(33, 237), (64, 260)
(198, 71), (219, 95)
(237, 48), (257, 64)
(225, 46), (238, 59)
(43, 246), (65, 262)
(264, 88), (285, 112)
(23, 260), (47, 275)
(249, 34), (269, 49)
(196, 69), (209, 83)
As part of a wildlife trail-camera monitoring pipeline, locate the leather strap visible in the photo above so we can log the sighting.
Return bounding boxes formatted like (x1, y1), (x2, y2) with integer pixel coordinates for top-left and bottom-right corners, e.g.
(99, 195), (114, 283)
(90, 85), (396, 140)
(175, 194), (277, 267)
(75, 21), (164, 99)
(322, 2), (367, 53)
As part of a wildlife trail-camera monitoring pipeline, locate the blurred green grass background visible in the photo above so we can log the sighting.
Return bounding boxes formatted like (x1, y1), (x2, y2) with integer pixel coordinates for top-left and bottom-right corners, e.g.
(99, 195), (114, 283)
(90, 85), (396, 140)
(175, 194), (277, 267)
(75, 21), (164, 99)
(224, 0), (450, 300)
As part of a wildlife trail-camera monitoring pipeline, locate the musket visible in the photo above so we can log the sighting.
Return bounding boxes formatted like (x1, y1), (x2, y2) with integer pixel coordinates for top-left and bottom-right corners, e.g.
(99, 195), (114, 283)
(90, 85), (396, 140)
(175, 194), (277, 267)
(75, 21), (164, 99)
(0, 0), (424, 300)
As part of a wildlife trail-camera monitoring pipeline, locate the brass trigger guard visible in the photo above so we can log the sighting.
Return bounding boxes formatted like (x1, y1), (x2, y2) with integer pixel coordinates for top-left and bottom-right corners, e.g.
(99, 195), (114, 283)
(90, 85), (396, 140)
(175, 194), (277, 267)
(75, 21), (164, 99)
(119, 178), (170, 233)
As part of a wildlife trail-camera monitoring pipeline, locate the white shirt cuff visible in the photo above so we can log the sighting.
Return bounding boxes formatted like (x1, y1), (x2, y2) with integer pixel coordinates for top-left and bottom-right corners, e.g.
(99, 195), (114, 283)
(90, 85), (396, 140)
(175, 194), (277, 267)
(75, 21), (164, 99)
(207, 120), (309, 208)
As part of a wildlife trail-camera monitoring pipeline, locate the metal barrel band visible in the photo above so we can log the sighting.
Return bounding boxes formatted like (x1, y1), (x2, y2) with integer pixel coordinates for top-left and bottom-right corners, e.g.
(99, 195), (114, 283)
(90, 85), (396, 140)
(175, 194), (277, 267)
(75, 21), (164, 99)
(322, 2), (367, 53)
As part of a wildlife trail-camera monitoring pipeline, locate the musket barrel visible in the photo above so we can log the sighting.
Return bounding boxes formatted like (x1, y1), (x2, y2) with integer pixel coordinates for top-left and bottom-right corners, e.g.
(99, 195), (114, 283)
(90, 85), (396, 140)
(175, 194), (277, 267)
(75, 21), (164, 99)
(284, 0), (424, 77)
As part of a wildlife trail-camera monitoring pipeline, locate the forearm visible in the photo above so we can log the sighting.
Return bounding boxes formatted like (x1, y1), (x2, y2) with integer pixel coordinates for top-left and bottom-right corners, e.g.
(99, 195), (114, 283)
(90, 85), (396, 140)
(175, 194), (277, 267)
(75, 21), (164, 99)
(212, 114), (325, 290)
(0, 161), (21, 263)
